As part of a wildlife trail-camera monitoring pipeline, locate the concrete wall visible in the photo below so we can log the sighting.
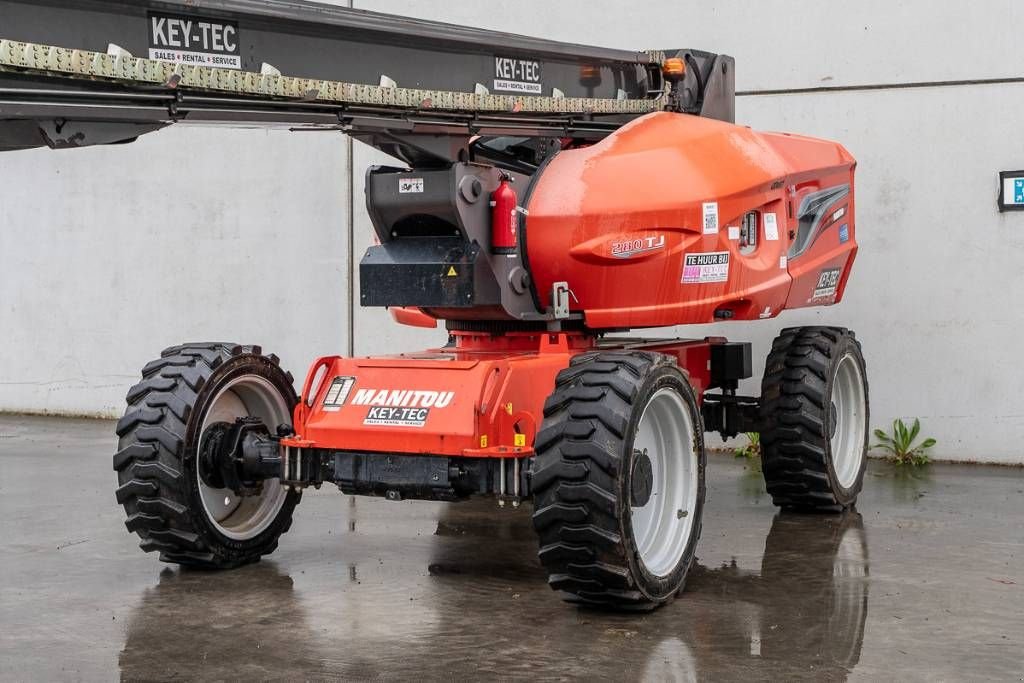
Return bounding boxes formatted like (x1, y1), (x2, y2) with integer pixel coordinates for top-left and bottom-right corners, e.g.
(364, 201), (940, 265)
(1, 1), (1021, 462)
(0, 127), (353, 416)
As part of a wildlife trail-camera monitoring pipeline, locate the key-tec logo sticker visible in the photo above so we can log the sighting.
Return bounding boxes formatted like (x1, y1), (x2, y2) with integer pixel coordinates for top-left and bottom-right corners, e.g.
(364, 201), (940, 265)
(148, 12), (241, 69)
(493, 56), (543, 94)
(351, 389), (455, 428)
(810, 267), (842, 301)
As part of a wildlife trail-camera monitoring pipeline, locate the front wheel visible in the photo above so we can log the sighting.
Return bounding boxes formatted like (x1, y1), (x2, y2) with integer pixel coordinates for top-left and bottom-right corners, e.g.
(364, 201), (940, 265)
(531, 351), (706, 610)
(760, 327), (869, 511)
(113, 343), (300, 568)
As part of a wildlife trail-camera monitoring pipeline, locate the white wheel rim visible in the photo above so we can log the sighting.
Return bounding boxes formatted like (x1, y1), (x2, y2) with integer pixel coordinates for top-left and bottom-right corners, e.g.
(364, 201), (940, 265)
(197, 375), (290, 541)
(830, 354), (867, 490)
(630, 388), (699, 578)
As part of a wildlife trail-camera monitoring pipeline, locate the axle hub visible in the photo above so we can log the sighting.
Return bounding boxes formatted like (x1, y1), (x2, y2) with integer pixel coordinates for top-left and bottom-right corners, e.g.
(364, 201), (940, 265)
(198, 417), (284, 493)
(630, 448), (654, 507)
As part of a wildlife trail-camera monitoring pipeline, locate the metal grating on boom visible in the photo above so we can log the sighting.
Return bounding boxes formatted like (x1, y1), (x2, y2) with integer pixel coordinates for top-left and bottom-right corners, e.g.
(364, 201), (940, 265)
(0, 39), (662, 116)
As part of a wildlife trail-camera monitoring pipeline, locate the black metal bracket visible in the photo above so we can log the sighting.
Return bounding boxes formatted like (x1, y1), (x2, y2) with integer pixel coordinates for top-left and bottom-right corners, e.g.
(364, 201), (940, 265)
(317, 450), (530, 502)
(702, 393), (762, 440)
(709, 341), (753, 391)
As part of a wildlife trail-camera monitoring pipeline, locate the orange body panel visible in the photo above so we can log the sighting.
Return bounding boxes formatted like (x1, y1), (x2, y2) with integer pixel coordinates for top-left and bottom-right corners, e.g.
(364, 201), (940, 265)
(293, 113), (859, 457)
(288, 334), (580, 456)
(285, 333), (719, 456)
(389, 306), (438, 328)
(525, 111), (857, 329)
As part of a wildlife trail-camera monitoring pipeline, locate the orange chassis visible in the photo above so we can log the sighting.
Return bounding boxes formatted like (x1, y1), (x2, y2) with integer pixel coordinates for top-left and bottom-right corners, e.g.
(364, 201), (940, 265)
(281, 330), (744, 502)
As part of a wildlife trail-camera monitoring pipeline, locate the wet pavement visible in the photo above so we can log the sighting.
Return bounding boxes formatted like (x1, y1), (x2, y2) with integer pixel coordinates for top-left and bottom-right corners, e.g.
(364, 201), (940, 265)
(1, 415), (1022, 681)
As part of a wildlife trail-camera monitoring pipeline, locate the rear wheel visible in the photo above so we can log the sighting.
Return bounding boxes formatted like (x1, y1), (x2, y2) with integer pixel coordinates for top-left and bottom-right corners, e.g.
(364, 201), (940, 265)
(531, 351), (706, 610)
(113, 343), (300, 568)
(760, 327), (869, 511)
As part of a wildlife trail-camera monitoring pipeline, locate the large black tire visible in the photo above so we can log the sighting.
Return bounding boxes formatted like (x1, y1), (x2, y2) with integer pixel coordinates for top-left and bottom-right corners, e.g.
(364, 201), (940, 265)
(113, 343), (301, 568)
(760, 327), (869, 512)
(530, 351), (706, 610)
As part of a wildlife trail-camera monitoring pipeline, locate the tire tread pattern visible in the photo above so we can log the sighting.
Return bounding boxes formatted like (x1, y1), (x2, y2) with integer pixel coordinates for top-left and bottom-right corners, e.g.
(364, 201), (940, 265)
(531, 351), (689, 609)
(113, 342), (298, 569)
(760, 327), (866, 511)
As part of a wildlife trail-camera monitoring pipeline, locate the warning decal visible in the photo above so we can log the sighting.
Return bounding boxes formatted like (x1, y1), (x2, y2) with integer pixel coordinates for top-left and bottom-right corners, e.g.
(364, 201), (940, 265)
(682, 251), (730, 284)
(148, 12), (241, 69)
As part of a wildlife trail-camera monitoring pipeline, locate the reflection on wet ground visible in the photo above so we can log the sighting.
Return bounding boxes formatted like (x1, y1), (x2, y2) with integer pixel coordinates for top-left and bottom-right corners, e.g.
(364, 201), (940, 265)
(117, 508), (869, 681)
(1, 416), (1022, 680)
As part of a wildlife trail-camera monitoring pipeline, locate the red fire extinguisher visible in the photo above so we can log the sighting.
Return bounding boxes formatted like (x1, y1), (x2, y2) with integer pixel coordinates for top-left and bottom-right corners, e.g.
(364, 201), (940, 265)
(490, 173), (518, 254)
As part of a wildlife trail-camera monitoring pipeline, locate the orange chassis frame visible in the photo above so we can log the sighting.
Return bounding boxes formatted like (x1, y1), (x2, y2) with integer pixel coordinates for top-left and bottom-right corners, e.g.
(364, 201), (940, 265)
(282, 331), (725, 465)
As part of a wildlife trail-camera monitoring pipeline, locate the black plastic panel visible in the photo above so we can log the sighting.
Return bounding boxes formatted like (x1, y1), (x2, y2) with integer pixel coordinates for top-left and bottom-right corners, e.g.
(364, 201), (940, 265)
(360, 238), (500, 308)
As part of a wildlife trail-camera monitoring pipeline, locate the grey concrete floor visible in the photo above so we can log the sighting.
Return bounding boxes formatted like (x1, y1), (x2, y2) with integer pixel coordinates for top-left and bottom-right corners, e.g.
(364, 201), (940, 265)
(0, 415), (1022, 681)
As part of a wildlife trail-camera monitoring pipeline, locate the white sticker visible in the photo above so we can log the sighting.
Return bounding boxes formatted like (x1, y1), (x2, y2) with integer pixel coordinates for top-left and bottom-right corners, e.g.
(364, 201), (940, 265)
(321, 376), (355, 412)
(810, 267), (842, 301)
(702, 202), (719, 235)
(1002, 176), (1024, 206)
(779, 255), (788, 269)
(399, 177), (424, 193)
(727, 225), (740, 241)
(682, 251), (730, 284)
(764, 213), (779, 241)
(759, 306), (772, 319)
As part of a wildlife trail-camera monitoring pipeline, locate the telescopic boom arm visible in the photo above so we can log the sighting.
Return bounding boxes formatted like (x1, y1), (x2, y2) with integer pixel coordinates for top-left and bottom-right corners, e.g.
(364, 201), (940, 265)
(0, 0), (733, 163)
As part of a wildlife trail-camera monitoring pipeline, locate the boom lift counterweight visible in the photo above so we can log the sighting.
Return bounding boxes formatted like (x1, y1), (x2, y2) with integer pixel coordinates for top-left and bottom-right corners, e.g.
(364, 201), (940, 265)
(1, 0), (869, 610)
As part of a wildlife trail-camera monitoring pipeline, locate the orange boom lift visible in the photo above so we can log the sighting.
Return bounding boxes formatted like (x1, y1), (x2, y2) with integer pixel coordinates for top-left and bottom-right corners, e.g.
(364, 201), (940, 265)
(1, 0), (868, 609)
